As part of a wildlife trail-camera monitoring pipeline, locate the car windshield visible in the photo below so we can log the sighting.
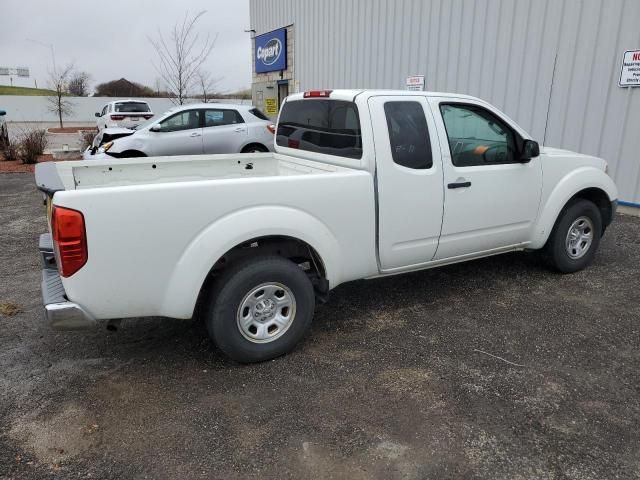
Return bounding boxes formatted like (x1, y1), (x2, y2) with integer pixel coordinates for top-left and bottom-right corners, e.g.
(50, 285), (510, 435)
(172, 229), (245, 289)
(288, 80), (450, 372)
(133, 116), (158, 130)
(115, 102), (150, 113)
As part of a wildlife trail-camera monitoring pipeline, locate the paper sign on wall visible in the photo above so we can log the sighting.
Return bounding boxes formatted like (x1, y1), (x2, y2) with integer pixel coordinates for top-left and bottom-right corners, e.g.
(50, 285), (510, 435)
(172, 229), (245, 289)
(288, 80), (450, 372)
(619, 50), (640, 87)
(406, 75), (425, 91)
(264, 98), (278, 115)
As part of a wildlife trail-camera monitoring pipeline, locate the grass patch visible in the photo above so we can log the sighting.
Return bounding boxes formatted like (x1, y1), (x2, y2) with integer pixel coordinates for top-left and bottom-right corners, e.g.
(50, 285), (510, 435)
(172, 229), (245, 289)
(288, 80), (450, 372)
(0, 302), (21, 316)
(0, 85), (59, 96)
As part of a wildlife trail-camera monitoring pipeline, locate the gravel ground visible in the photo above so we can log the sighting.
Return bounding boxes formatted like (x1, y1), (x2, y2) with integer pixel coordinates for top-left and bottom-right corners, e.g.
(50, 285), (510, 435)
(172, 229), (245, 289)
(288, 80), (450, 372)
(1, 172), (639, 480)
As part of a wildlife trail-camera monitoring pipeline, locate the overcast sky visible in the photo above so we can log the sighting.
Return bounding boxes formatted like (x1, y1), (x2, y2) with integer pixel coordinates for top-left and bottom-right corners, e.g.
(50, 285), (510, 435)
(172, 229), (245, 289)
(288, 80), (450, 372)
(0, 0), (252, 93)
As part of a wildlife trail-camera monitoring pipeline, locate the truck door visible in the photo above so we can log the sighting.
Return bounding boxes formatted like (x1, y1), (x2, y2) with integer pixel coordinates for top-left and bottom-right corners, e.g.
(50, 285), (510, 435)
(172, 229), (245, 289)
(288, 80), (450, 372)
(368, 96), (445, 271)
(429, 98), (542, 260)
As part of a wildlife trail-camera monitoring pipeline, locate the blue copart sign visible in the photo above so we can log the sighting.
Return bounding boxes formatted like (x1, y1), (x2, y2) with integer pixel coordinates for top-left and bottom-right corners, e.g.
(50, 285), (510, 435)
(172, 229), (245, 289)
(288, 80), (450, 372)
(255, 28), (287, 73)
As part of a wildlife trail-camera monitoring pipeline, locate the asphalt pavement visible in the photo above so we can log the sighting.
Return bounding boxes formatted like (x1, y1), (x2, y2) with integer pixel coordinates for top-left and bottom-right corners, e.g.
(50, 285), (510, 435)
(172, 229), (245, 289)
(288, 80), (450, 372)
(1, 172), (639, 479)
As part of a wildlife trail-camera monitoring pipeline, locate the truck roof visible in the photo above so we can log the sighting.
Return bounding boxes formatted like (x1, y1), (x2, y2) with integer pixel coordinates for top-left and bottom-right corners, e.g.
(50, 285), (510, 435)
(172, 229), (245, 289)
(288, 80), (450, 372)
(287, 89), (483, 103)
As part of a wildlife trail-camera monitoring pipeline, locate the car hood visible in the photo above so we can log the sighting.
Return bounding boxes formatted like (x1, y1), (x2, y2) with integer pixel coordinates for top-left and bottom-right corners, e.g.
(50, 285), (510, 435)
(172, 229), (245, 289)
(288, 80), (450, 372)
(540, 146), (607, 171)
(94, 127), (135, 147)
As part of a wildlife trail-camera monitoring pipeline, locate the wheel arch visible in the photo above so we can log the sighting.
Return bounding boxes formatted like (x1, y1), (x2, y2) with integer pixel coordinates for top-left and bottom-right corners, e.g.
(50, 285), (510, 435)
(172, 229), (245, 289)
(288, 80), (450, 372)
(240, 142), (269, 153)
(159, 206), (342, 319)
(112, 149), (147, 158)
(530, 167), (617, 249)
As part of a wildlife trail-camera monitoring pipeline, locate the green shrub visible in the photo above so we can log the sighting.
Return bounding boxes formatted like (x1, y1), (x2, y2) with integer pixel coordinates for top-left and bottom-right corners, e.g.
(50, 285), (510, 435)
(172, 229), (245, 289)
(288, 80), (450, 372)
(0, 138), (18, 161)
(18, 129), (47, 164)
(79, 130), (96, 152)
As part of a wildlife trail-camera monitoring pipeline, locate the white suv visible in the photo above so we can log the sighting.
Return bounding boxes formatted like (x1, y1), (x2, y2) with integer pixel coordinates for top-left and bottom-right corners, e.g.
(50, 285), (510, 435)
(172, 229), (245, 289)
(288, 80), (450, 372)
(95, 100), (153, 131)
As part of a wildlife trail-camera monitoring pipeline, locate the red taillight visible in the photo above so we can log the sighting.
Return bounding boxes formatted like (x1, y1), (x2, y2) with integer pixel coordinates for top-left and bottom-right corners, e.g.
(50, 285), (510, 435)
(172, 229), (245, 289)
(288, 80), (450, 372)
(303, 90), (332, 98)
(143, 114), (153, 120)
(110, 115), (125, 121)
(51, 206), (88, 277)
(266, 124), (276, 134)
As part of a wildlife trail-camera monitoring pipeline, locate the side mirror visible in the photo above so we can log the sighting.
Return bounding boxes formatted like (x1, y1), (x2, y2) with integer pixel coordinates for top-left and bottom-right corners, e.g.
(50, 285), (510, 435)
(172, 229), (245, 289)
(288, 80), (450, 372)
(0, 110), (6, 116)
(95, 112), (101, 117)
(150, 124), (161, 132)
(521, 139), (540, 162)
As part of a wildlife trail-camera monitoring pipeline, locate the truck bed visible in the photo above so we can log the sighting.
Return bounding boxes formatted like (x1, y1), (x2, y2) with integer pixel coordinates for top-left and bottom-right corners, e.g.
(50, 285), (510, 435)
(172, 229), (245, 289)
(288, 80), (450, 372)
(36, 152), (378, 320)
(37, 153), (350, 191)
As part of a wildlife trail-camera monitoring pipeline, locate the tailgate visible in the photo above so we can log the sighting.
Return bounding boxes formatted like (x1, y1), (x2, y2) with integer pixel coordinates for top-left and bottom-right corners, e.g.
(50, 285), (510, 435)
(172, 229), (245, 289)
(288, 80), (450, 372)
(35, 162), (66, 197)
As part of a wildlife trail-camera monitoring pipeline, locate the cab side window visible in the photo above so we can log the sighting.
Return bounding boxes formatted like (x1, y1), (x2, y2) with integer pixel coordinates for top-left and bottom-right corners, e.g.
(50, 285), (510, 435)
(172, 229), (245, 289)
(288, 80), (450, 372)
(159, 110), (201, 132)
(440, 104), (518, 167)
(384, 101), (432, 169)
(101, 105), (108, 116)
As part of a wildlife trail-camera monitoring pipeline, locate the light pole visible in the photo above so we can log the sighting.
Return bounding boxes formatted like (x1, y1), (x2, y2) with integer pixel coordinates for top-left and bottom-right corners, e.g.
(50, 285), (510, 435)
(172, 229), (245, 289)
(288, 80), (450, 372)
(26, 38), (56, 69)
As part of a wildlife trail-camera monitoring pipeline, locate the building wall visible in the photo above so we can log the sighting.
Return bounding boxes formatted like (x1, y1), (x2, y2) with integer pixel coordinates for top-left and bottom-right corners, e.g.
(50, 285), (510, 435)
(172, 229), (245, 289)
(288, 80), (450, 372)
(251, 25), (297, 118)
(249, 0), (640, 205)
(0, 96), (251, 123)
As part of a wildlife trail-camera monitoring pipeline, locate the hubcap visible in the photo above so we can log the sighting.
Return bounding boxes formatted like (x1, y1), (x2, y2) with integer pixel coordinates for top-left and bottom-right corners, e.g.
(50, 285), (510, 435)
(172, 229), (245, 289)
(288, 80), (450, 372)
(565, 216), (594, 259)
(237, 283), (296, 343)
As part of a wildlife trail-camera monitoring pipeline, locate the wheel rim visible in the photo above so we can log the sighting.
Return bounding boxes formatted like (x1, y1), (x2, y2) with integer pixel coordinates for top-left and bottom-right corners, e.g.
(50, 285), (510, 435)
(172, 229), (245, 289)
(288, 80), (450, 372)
(236, 282), (296, 343)
(565, 216), (594, 259)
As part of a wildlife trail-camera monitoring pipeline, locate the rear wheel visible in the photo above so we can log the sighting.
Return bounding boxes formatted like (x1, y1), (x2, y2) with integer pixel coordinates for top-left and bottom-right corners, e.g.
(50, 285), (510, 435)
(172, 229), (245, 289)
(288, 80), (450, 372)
(241, 143), (268, 153)
(204, 256), (315, 363)
(541, 199), (602, 273)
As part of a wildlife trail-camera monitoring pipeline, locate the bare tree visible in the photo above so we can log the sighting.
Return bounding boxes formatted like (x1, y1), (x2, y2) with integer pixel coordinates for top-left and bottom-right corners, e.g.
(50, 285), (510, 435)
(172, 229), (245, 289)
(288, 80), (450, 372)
(195, 70), (221, 103)
(68, 71), (92, 96)
(47, 64), (75, 128)
(149, 11), (217, 104)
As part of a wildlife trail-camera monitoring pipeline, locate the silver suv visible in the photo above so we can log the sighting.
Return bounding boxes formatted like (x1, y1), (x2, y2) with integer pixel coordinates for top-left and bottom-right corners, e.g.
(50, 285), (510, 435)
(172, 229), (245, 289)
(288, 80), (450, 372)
(85, 103), (275, 159)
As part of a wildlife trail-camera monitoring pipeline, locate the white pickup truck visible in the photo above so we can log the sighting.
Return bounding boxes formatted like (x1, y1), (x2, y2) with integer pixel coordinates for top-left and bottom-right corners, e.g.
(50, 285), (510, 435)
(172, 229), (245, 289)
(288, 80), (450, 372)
(36, 89), (618, 363)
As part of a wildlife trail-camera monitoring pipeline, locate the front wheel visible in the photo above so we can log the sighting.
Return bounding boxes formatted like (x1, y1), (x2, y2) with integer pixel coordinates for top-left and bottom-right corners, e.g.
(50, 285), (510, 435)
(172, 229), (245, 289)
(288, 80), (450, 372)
(204, 256), (315, 363)
(541, 199), (602, 273)
(241, 144), (268, 153)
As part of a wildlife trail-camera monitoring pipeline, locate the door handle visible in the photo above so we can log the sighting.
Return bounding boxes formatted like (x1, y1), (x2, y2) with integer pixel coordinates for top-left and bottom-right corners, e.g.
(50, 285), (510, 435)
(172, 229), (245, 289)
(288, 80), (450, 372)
(447, 181), (471, 189)
(190, 132), (201, 137)
(234, 127), (246, 132)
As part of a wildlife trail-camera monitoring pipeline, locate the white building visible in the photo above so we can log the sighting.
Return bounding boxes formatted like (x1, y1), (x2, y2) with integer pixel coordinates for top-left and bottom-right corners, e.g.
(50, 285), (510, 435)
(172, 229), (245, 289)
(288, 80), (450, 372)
(249, 0), (640, 208)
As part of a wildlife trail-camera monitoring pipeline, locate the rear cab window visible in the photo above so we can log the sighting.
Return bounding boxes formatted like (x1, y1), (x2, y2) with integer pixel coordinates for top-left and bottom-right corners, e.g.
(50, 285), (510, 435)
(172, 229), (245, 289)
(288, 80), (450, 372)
(276, 99), (362, 159)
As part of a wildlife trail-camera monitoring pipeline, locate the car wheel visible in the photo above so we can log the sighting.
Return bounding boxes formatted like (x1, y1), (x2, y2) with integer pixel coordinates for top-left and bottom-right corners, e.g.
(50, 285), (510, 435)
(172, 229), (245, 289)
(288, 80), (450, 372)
(541, 199), (602, 273)
(241, 144), (268, 153)
(204, 256), (315, 363)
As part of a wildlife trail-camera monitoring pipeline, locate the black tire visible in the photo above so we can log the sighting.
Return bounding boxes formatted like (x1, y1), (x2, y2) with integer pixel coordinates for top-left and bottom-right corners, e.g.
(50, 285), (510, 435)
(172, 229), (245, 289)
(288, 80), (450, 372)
(241, 144), (268, 153)
(204, 256), (315, 363)
(541, 199), (602, 273)
(120, 150), (146, 158)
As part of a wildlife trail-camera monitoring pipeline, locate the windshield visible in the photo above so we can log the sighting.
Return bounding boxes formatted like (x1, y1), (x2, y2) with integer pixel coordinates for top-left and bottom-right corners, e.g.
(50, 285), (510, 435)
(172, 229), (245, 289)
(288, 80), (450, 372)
(115, 102), (151, 113)
(134, 116), (159, 130)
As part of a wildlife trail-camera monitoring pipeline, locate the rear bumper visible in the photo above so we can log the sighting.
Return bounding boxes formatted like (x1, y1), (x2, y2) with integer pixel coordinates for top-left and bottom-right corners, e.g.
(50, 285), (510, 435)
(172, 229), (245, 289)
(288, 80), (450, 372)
(40, 233), (95, 330)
